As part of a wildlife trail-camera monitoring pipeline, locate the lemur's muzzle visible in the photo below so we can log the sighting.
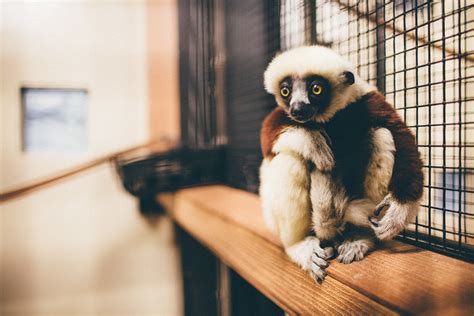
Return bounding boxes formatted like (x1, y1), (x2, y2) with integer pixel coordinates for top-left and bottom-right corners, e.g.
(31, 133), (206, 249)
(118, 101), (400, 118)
(290, 102), (316, 122)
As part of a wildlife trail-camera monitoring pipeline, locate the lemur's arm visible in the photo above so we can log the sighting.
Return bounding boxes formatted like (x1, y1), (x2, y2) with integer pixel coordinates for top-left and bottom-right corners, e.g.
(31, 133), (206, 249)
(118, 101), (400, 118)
(365, 91), (424, 240)
(261, 107), (334, 171)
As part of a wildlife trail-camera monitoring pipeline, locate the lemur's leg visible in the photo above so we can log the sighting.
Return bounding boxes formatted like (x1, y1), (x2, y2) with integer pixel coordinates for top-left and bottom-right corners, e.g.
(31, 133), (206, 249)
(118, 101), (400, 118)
(365, 128), (421, 240)
(336, 127), (395, 262)
(330, 187), (375, 263)
(259, 153), (330, 282)
(343, 199), (376, 228)
(310, 169), (343, 242)
(365, 128), (396, 203)
(337, 225), (375, 264)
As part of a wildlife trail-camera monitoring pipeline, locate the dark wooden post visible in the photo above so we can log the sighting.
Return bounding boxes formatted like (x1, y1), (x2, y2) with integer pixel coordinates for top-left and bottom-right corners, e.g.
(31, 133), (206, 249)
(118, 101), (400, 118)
(176, 225), (219, 316)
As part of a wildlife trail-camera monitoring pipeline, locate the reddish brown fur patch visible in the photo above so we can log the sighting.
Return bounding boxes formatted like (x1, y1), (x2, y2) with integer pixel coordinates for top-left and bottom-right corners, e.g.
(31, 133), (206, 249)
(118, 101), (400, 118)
(260, 107), (319, 158)
(364, 91), (424, 203)
(260, 107), (292, 158)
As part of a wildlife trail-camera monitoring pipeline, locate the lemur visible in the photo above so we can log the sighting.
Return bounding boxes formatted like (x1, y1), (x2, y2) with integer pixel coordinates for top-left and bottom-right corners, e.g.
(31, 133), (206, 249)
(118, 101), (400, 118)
(259, 46), (423, 282)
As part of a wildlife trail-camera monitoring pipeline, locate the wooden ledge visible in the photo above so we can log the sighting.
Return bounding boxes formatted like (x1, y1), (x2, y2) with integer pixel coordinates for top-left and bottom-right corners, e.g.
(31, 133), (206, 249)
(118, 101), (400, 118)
(158, 185), (474, 315)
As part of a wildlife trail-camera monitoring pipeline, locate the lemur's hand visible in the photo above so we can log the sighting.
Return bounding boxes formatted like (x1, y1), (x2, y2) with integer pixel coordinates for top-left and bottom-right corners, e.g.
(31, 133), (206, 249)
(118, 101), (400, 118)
(286, 237), (334, 283)
(368, 194), (419, 240)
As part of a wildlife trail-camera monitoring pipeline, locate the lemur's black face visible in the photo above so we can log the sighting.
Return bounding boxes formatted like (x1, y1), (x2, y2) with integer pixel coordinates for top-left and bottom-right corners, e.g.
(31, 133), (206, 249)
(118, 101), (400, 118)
(279, 75), (332, 123)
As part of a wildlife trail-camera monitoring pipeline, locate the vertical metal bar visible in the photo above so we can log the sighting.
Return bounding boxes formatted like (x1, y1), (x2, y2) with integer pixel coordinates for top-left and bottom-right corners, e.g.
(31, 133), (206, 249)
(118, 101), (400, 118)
(441, 0), (447, 246)
(194, 0), (200, 146)
(457, 0), (463, 249)
(201, 0), (207, 145)
(308, 0), (316, 45)
(427, 0), (432, 244)
(208, 0), (217, 146)
(376, 0), (386, 94)
(414, 0), (420, 241)
(202, 0), (208, 145)
(367, 0), (371, 84)
(462, 0), (468, 247)
(401, 0), (408, 240)
(178, 0), (190, 145)
(357, 0), (361, 74)
(314, 0), (318, 44)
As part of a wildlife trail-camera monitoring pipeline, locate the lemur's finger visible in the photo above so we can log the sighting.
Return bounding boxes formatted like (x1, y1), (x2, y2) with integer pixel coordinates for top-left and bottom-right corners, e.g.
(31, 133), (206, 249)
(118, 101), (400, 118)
(374, 195), (392, 216)
(368, 216), (379, 227)
(373, 201), (389, 216)
(323, 246), (336, 260)
(309, 263), (327, 283)
(311, 253), (328, 268)
(312, 245), (327, 259)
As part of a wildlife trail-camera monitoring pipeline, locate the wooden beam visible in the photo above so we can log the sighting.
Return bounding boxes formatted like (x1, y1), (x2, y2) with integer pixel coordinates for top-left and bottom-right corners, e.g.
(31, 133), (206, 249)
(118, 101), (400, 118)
(158, 191), (395, 315)
(158, 185), (474, 315)
(0, 141), (161, 203)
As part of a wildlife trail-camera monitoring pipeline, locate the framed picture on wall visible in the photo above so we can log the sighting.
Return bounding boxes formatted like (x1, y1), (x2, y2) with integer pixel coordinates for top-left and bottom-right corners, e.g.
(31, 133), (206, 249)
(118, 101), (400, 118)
(21, 87), (88, 153)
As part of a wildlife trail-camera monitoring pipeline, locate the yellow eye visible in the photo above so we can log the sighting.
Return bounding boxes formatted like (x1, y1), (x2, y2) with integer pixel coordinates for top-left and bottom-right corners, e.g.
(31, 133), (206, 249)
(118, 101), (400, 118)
(280, 87), (290, 98)
(312, 84), (323, 95)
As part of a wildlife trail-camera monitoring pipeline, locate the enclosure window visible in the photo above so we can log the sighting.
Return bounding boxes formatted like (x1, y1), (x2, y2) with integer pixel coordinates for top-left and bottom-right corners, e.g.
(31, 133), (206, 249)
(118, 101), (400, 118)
(21, 87), (88, 153)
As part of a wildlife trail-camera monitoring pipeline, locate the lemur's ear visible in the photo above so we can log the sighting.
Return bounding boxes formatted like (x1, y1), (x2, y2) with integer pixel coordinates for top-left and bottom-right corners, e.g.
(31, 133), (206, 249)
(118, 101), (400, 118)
(342, 71), (355, 85)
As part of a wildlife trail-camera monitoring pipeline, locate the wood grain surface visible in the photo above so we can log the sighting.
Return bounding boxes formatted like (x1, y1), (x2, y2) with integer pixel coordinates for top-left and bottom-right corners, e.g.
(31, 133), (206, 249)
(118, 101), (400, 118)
(158, 185), (474, 315)
(160, 193), (394, 315)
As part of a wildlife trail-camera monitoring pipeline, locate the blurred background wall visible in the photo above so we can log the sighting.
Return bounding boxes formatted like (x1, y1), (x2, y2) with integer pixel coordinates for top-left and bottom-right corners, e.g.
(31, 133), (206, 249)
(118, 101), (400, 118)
(0, 1), (182, 315)
(0, 1), (149, 190)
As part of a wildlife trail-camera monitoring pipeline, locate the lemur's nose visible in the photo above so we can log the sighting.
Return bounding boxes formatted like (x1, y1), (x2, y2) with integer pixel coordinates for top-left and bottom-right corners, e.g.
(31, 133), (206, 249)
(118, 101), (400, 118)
(290, 102), (315, 121)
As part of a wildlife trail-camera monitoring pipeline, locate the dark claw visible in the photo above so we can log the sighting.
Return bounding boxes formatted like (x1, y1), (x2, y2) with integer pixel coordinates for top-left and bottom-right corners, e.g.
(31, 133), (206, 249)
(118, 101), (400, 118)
(316, 272), (327, 284)
(368, 216), (379, 227)
(324, 247), (336, 260)
(373, 202), (389, 216)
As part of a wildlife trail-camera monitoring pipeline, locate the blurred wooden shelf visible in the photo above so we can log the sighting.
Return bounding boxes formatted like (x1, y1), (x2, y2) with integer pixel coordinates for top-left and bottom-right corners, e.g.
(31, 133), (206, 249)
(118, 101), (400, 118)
(158, 185), (474, 315)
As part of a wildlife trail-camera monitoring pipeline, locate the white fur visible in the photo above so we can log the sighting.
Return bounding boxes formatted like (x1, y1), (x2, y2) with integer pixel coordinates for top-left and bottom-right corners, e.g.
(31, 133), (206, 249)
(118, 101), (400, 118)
(310, 170), (343, 240)
(259, 153), (311, 247)
(372, 194), (420, 240)
(272, 127), (334, 171)
(285, 236), (329, 282)
(264, 46), (376, 123)
(260, 153), (332, 282)
(343, 199), (376, 228)
(290, 78), (310, 105)
(365, 128), (396, 203)
(337, 235), (374, 264)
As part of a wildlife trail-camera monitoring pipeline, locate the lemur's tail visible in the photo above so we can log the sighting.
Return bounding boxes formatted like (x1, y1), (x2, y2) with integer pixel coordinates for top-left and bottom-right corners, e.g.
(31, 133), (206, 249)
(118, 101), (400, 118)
(343, 199), (376, 228)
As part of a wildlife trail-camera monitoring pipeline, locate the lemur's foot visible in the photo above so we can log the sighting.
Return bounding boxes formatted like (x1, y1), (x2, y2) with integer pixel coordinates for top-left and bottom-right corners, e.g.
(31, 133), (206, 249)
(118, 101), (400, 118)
(337, 236), (374, 264)
(286, 236), (331, 283)
(369, 194), (419, 240)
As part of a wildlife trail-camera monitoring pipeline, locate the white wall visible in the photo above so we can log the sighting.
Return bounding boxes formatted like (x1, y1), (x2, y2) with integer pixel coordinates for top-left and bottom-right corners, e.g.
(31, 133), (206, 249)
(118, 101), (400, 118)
(0, 165), (183, 316)
(0, 1), (149, 190)
(0, 3), (183, 315)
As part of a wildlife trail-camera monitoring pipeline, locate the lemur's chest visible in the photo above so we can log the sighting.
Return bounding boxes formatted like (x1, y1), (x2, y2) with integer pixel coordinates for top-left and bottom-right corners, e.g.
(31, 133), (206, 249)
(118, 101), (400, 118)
(323, 104), (372, 198)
